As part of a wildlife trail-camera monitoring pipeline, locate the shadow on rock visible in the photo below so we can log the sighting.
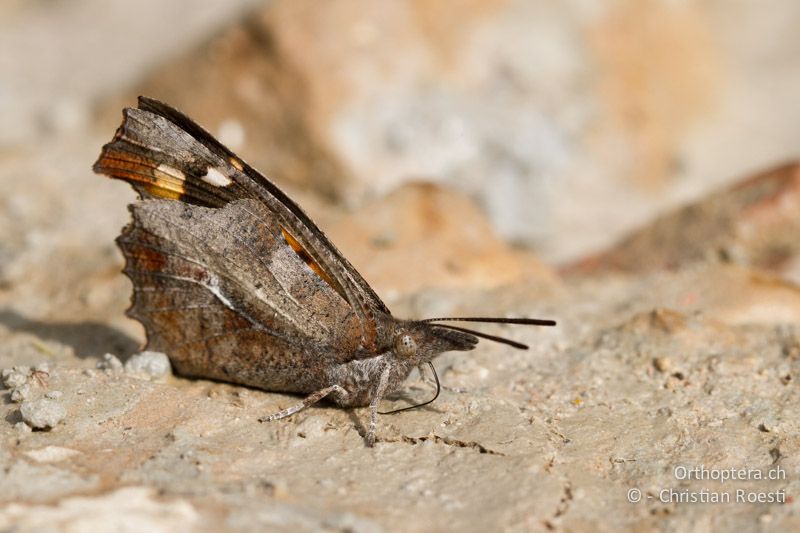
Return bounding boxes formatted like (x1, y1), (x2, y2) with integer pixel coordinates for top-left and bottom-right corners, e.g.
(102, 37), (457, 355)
(0, 309), (140, 359)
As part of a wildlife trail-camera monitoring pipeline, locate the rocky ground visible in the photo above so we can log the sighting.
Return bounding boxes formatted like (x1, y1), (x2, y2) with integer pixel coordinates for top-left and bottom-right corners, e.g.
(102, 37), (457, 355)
(1, 1), (799, 531)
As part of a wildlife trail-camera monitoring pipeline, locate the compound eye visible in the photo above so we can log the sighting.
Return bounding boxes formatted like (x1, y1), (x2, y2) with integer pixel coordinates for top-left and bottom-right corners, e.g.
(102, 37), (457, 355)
(394, 333), (417, 358)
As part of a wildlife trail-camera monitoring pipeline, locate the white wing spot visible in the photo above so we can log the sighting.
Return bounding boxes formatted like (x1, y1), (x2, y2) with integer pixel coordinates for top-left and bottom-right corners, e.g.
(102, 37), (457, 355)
(157, 163), (186, 180)
(201, 166), (232, 187)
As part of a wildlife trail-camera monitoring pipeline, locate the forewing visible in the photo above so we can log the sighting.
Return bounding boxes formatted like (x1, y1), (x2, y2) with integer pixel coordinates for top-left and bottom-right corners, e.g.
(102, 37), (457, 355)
(94, 97), (390, 351)
(118, 198), (365, 387)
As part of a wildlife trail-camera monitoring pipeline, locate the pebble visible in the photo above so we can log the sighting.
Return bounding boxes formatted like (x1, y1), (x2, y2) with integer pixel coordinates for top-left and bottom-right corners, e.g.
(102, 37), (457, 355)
(20, 398), (66, 429)
(10, 383), (31, 402)
(98, 353), (123, 372)
(2, 366), (30, 388)
(124, 351), (172, 380)
(653, 357), (671, 373)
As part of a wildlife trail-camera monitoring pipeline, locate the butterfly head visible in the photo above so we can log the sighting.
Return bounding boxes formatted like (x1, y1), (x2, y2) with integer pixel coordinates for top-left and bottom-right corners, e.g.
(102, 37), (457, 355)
(391, 322), (478, 364)
(390, 316), (558, 364)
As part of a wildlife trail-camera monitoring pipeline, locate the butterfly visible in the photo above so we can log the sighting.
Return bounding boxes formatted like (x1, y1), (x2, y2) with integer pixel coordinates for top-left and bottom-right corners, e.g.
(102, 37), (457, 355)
(94, 97), (556, 446)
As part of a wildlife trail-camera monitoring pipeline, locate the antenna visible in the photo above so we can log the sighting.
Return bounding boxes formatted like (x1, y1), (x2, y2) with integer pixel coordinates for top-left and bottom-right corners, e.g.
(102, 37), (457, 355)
(423, 316), (556, 349)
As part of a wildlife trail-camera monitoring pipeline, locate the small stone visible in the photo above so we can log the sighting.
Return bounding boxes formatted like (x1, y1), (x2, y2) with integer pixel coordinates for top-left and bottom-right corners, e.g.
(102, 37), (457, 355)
(2, 366), (30, 388)
(15, 421), (32, 434)
(10, 383), (31, 402)
(20, 398), (66, 429)
(758, 420), (775, 433)
(98, 353), (123, 371)
(124, 351), (172, 380)
(653, 357), (671, 373)
(45, 390), (63, 399)
(82, 368), (96, 378)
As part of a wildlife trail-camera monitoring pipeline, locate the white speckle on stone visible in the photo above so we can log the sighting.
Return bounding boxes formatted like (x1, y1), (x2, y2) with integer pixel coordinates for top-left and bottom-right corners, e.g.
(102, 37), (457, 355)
(10, 383), (31, 402)
(20, 398), (66, 429)
(201, 166), (232, 187)
(98, 353), (123, 372)
(0, 487), (198, 530)
(125, 351), (172, 381)
(25, 445), (81, 463)
(45, 390), (63, 399)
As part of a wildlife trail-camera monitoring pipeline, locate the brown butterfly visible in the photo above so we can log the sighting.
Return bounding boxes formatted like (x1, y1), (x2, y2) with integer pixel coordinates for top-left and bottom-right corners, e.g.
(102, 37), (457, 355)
(94, 97), (556, 446)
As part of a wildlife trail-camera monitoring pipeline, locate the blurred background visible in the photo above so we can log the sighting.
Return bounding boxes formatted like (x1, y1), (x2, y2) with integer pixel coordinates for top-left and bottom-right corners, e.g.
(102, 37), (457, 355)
(1, 0), (799, 321)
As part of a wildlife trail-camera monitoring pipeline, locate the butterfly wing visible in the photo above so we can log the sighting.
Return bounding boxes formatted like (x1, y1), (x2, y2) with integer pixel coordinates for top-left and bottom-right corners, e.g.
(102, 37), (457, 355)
(94, 97), (391, 353)
(118, 197), (364, 391)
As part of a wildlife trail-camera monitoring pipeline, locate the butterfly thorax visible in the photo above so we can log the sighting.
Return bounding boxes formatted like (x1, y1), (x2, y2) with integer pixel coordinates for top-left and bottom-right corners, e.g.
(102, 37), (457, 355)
(322, 319), (480, 407)
(325, 354), (415, 407)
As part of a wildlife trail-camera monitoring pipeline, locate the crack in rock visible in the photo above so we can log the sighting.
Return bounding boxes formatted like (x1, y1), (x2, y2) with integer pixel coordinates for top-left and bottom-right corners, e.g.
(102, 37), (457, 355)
(381, 434), (505, 455)
(544, 481), (574, 530)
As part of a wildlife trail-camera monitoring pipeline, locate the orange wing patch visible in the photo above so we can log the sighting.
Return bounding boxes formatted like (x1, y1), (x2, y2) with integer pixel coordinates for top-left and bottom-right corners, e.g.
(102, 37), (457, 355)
(125, 244), (168, 272)
(280, 226), (345, 298)
(94, 148), (186, 200)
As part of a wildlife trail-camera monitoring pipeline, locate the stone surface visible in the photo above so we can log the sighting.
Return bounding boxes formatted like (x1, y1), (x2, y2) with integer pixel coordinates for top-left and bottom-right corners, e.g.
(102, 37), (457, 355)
(1, 1), (800, 531)
(19, 399), (67, 430)
(565, 162), (800, 283)
(325, 182), (556, 300)
(0, 487), (199, 532)
(1, 262), (799, 529)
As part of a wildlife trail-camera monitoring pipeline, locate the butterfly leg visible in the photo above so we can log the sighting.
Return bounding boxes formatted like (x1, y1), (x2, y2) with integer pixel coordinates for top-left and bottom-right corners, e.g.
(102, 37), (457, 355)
(366, 364), (392, 447)
(417, 363), (428, 385)
(259, 385), (349, 422)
